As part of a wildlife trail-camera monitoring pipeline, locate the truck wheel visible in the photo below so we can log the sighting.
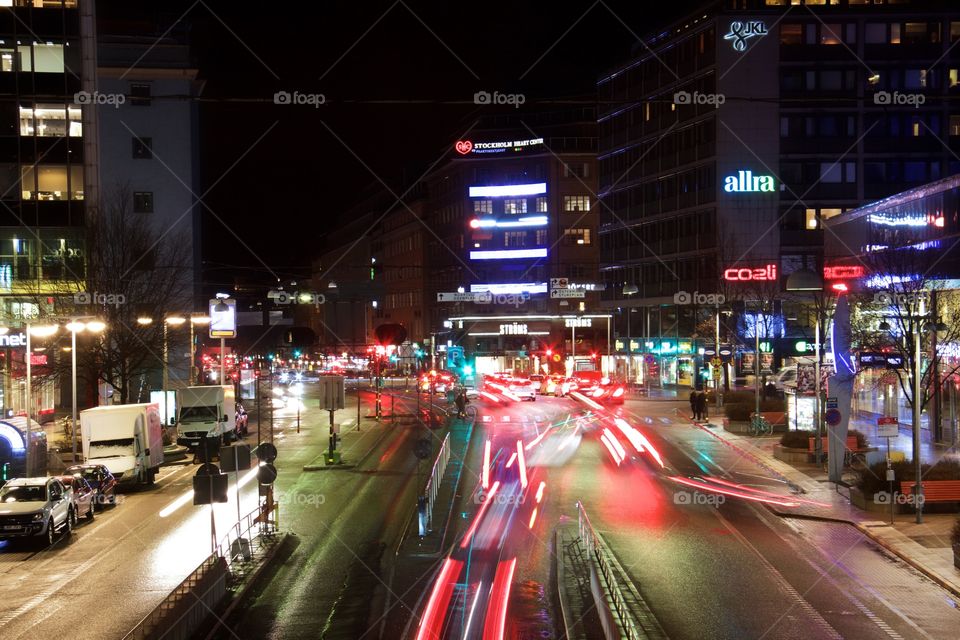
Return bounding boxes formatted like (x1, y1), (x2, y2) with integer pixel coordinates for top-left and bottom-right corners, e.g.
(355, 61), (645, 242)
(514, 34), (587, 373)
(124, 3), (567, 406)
(66, 509), (75, 534)
(45, 519), (56, 546)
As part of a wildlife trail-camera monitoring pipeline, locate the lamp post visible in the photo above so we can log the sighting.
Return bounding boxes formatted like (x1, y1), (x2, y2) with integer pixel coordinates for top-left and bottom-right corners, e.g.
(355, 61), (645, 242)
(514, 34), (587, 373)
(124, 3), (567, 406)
(65, 319), (105, 462)
(23, 323), (59, 475)
(189, 315), (212, 385)
(623, 284), (638, 386)
(163, 316), (187, 392)
(786, 269), (825, 466)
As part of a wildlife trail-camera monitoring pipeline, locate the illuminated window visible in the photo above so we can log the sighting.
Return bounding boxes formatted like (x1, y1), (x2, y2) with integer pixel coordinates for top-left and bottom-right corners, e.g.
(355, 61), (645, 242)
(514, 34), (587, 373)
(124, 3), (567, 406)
(535, 197), (547, 212)
(19, 104), (81, 137)
(504, 231), (528, 247)
(952, 22), (960, 42)
(821, 24), (842, 45)
(474, 199), (492, 214)
(563, 228), (591, 245)
(563, 195), (591, 212)
(780, 24), (802, 45)
(535, 229), (547, 244)
(21, 164), (83, 200)
(950, 115), (960, 136)
(805, 210), (817, 229)
(890, 24), (900, 44)
(821, 208), (842, 220)
(17, 43), (64, 73)
(503, 199), (527, 214)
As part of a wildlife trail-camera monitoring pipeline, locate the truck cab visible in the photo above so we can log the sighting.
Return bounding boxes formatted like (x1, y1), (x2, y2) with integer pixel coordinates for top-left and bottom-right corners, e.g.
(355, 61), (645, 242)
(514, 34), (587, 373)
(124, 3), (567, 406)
(176, 385), (237, 449)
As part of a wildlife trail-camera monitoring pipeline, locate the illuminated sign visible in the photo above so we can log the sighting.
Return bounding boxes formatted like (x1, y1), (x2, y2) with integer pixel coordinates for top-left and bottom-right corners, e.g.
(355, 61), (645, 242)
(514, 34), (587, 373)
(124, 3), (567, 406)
(565, 318), (592, 328)
(470, 248), (548, 260)
(0, 332), (25, 347)
(455, 137), (544, 156)
(471, 283), (547, 295)
(470, 216), (548, 229)
(724, 170), (775, 193)
(0, 421), (25, 452)
(209, 298), (237, 338)
(824, 265), (865, 280)
(500, 323), (527, 335)
(723, 264), (777, 281)
(724, 20), (768, 52)
(29, 354), (47, 366)
(468, 183), (546, 198)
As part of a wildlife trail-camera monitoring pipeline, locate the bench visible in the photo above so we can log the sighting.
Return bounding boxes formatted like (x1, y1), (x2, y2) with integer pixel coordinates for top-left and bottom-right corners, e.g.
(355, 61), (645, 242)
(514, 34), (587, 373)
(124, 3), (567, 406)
(808, 435), (860, 453)
(900, 480), (960, 503)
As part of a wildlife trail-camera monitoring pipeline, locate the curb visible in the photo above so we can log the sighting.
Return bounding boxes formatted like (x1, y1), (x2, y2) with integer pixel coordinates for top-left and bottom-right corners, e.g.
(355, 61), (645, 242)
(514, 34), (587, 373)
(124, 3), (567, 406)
(854, 523), (960, 599)
(302, 463), (357, 471)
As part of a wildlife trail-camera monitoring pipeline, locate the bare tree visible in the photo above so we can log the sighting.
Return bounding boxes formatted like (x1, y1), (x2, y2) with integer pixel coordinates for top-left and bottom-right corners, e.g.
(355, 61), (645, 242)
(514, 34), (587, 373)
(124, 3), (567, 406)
(48, 184), (192, 404)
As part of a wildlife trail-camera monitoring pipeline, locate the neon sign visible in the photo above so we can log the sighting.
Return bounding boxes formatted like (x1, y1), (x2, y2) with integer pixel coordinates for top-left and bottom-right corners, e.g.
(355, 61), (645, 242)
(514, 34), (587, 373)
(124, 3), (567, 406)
(724, 170), (775, 193)
(565, 318), (592, 328)
(0, 332), (25, 347)
(455, 138), (544, 156)
(723, 264), (777, 281)
(724, 20), (768, 52)
(470, 216), (548, 229)
(468, 183), (546, 197)
(0, 421), (25, 452)
(470, 248), (548, 260)
(500, 323), (527, 335)
(823, 265), (865, 280)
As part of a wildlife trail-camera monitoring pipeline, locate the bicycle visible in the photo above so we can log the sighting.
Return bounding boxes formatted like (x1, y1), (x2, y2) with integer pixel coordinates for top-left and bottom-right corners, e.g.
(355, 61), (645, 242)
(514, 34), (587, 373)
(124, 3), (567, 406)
(749, 414), (773, 436)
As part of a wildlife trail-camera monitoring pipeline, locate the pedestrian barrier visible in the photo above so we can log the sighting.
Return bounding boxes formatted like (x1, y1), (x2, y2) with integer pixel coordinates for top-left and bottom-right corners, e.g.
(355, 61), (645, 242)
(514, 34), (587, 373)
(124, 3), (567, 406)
(420, 431), (451, 535)
(577, 500), (667, 640)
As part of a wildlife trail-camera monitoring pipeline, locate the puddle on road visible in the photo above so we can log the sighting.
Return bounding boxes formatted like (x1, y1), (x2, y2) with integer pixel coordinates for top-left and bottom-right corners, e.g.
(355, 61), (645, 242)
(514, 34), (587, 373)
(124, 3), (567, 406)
(508, 579), (553, 639)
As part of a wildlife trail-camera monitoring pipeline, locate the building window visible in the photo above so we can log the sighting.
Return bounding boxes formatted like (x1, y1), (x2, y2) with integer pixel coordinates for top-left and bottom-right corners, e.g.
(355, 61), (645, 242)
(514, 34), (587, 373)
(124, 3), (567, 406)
(133, 191), (153, 213)
(474, 199), (492, 214)
(130, 83), (151, 106)
(563, 195), (591, 212)
(780, 24), (802, 45)
(819, 163), (842, 183)
(19, 103), (81, 137)
(950, 115), (960, 136)
(820, 23), (842, 45)
(503, 199), (527, 214)
(865, 23), (887, 44)
(21, 164), (83, 201)
(535, 196), (548, 212)
(564, 163), (588, 178)
(132, 136), (153, 159)
(805, 209), (817, 229)
(504, 231), (528, 247)
(821, 208), (842, 220)
(563, 228), (591, 245)
(15, 43), (64, 73)
(535, 229), (547, 244)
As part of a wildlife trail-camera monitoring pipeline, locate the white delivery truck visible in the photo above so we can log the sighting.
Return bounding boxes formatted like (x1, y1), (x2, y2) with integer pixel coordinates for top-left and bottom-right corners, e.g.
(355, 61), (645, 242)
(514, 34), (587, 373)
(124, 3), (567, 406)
(80, 403), (164, 485)
(176, 385), (237, 450)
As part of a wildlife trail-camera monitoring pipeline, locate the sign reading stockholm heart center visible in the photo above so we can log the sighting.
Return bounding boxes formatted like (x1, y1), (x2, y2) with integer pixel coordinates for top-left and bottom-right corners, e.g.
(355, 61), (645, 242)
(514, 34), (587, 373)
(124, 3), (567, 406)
(454, 137), (544, 156)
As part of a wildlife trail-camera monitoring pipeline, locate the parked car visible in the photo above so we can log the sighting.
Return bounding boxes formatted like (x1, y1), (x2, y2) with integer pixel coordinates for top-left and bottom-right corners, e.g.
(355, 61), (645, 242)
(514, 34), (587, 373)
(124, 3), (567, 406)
(0, 477), (74, 546)
(64, 463), (117, 506)
(774, 366), (797, 391)
(57, 475), (96, 520)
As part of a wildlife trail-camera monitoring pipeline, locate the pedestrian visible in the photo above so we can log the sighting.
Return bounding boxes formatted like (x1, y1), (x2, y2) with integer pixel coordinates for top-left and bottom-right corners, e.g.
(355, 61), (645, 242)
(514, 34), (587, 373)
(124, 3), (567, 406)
(454, 388), (466, 419)
(689, 390), (697, 420)
(696, 391), (707, 421)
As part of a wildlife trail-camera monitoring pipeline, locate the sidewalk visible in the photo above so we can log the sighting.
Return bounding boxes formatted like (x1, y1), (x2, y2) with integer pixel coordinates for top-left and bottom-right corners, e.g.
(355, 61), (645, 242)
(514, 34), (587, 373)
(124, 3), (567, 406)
(690, 417), (960, 598)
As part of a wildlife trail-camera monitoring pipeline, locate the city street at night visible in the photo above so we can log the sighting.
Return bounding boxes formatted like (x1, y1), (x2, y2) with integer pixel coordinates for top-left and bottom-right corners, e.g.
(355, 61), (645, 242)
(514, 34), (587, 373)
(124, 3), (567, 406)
(2, 1), (960, 638)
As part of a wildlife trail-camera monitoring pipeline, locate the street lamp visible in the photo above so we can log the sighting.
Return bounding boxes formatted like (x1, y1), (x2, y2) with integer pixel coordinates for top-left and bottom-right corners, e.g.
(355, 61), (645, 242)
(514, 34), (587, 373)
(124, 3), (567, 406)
(786, 269), (825, 466)
(623, 284), (638, 386)
(189, 315), (211, 385)
(65, 319), (106, 462)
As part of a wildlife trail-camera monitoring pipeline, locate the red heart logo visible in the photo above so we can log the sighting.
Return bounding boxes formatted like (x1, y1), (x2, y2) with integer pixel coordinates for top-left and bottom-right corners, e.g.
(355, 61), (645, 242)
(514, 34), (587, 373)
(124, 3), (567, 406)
(455, 140), (473, 155)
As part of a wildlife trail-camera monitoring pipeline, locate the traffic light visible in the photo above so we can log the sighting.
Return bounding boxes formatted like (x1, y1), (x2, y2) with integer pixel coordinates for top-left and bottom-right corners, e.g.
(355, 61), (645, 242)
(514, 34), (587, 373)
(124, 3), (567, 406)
(293, 349), (302, 358)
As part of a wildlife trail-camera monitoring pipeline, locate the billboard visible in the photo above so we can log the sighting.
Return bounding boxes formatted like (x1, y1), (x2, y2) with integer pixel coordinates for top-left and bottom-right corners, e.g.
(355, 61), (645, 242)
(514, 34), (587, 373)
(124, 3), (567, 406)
(209, 298), (237, 338)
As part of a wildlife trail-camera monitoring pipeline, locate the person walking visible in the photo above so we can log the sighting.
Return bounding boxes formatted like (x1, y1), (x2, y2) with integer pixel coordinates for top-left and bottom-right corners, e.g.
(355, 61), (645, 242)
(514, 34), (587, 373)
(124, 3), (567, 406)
(695, 390), (708, 421)
(454, 388), (466, 419)
(689, 390), (698, 421)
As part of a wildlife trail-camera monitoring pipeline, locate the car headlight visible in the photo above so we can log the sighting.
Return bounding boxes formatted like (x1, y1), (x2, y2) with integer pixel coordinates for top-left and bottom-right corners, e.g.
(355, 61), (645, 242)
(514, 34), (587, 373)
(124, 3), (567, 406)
(32, 511), (45, 521)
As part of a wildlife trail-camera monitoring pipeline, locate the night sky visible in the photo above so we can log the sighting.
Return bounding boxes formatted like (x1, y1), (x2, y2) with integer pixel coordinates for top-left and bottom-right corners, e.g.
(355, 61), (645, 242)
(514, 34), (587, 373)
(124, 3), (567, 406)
(102, 1), (692, 289)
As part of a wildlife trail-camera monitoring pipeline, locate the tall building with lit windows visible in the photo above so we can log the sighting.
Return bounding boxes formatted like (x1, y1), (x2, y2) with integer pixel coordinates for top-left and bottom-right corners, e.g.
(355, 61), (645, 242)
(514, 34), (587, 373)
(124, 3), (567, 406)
(423, 107), (603, 375)
(0, 0), (85, 415)
(598, 0), (960, 389)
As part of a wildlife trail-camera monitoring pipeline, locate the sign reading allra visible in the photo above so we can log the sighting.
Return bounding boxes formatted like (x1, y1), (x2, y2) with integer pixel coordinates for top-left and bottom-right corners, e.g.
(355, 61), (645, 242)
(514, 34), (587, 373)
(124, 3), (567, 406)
(724, 170), (775, 193)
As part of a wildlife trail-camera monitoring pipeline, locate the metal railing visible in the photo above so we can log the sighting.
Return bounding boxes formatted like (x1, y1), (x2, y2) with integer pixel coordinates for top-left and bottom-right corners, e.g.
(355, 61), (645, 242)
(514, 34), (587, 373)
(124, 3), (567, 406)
(123, 555), (228, 640)
(577, 500), (644, 640)
(215, 502), (279, 567)
(421, 431), (451, 534)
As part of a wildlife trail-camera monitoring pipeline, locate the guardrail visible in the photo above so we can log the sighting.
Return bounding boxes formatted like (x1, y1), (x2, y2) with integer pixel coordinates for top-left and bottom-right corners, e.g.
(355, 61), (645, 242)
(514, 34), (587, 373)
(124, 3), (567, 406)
(577, 500), (645, 640)
(123, 555), (228, 640)
(419, 431), (451, 535)
(215, 502), (279, 566)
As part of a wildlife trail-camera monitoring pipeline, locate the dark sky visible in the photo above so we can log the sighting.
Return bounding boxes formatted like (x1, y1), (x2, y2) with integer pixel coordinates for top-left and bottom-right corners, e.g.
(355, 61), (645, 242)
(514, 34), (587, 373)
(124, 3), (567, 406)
(105, 1), (701, 289)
